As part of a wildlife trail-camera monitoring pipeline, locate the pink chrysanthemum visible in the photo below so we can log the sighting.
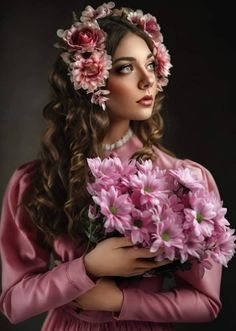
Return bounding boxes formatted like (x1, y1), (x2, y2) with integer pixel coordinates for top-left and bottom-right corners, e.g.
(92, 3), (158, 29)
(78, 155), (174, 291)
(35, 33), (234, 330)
(91, 89), (110, 110)
(130, 171), (167, 206)
(128, 209), (155, 245)
(81, 2), (115, 22)
(87, 156), (123, 195)
(208, 228), (236, 267)
(149, 205), (162, 222)
(87, 156), (122, 179)
(70, 51), (112, 93)
(137, 161), (171, 192)
(85, 155), (236, 271)
(168, 194), (185, 213)
(153, 41), (172, 90)
(169, 167), (205, 191)
(119, 159), (137, 192)
(184, 190), (216, 237)
(179, 230), (204, 263)
(95, 2), (115, 19)
(80, 5), (96, 22)
(93, 186), (133, 233)
(142, 13), (163, 43)
(208, 191), (230, 228)
(150, 212), (184, 261)
(126, 10), (144, 26)
(136, 159), (153, 173)
(88, 204), (100, 220)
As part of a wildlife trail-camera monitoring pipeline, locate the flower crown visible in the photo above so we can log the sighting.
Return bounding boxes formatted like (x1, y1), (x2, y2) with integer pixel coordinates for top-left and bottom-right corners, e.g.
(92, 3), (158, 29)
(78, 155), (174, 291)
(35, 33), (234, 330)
(54, 2), (172, 110)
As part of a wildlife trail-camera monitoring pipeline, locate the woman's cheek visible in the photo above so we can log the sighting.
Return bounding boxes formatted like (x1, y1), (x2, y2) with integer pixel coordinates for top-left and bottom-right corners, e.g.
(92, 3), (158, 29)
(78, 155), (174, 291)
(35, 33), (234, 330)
(107, 76), (131, 95)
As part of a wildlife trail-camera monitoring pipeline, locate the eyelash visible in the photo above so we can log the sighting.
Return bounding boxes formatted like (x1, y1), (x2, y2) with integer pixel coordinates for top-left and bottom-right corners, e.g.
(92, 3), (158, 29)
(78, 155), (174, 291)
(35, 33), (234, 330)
(116, 61), (156, 74)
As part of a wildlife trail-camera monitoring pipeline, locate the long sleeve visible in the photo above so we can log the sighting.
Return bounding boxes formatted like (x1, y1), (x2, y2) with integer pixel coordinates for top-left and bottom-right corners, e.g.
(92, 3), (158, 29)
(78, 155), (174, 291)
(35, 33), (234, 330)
(116, 259), (222, 322)
(114, 159), (222, 323)
(0, 162), (97, 324)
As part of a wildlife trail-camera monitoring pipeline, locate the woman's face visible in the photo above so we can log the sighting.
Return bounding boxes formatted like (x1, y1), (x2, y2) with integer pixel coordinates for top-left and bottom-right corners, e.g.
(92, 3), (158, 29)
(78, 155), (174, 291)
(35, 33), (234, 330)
(106, 32), (158, 123)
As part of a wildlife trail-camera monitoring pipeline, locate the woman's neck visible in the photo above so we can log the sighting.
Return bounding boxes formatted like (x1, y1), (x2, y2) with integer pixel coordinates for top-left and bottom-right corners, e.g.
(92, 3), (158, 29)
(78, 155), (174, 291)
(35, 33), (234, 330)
(103, 120), (130, 145)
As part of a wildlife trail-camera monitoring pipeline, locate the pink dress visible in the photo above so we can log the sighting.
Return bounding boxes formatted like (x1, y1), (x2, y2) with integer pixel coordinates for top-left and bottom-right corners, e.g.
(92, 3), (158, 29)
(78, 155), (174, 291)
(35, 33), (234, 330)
(0, 135), (222, 330)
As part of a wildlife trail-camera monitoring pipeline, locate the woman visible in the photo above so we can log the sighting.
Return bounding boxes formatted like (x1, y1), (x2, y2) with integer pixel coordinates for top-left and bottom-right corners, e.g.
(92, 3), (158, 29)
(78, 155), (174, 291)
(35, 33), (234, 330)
(0, 2), (222, 330)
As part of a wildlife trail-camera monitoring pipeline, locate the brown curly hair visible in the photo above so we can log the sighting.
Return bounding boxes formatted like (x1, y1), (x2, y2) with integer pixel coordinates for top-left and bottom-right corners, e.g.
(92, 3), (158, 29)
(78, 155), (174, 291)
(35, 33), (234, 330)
(22, 12), (174, 246)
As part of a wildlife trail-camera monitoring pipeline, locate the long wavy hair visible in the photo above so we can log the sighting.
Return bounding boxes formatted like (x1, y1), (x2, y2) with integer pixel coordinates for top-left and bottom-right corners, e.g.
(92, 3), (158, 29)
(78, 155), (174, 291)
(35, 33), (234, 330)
(22, 12), (174, 246)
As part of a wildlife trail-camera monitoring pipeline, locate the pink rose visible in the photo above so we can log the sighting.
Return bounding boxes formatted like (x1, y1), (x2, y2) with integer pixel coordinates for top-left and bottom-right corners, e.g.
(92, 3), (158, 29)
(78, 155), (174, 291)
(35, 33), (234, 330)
(62, 22), (106, 52)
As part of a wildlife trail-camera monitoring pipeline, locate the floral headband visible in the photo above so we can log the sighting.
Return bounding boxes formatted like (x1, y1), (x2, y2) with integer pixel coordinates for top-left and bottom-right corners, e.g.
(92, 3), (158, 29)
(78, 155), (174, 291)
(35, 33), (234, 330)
(54, 2), (172, 110)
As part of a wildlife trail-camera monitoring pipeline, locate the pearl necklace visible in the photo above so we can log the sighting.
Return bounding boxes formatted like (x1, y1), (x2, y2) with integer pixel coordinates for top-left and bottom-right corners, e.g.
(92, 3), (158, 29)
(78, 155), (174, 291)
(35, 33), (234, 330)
(102, 128), (133, 151)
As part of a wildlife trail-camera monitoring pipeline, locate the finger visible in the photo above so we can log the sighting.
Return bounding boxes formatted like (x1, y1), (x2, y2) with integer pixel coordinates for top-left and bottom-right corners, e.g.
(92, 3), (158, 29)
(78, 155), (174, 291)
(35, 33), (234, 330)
(123, 270), (148, 277)
(136, 258), (171, 269)
(135, 260), (161, 270)
(156, 259), (173, 267)
(113, 236), (134, 248)
(130, 247), (158, 258)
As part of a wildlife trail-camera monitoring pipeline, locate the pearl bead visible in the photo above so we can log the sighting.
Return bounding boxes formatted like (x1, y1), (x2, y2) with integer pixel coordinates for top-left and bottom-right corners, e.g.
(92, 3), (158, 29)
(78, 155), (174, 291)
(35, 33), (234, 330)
(102, 128), (133, 151)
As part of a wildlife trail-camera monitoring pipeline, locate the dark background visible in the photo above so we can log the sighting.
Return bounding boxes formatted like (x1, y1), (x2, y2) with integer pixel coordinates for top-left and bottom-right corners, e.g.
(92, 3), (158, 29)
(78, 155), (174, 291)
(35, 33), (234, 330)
(0, 0), (235, 330)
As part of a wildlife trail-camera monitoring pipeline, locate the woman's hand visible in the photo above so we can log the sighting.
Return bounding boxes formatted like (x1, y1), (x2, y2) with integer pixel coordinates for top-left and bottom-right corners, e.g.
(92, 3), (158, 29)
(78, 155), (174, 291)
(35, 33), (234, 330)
(71, 277), (123, 312)
(84, 236), (171, 278)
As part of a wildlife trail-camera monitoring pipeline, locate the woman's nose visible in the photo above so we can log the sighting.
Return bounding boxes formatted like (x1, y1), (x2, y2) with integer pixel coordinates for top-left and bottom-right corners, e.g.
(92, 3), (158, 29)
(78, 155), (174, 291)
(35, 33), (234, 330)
(138, 72), (155, 90)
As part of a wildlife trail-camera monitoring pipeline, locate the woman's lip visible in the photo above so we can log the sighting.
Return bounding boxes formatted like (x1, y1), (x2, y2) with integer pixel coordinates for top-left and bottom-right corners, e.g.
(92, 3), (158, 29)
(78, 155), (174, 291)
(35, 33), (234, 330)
(136, 99), (153, 106)
(136, 95), (153, 102)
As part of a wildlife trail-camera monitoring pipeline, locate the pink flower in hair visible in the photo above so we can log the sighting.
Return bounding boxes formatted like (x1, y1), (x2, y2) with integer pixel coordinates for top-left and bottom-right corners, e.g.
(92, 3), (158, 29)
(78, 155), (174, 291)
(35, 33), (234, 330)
(60, 52), (71, 65)
(126, 10), (144, 26)
(95, 2), (116, 19)
(153, 41), (172, 86)
(127, 11), (163, 43)
(71, 51), (112, 93)
(142, 14), (163, 43)
(80, 5), (97, 22)
(81, 2), (115, 22)
(156, 77), (169, 91)
(58, 22), (106, 52)
(91, 89), (110, 110)
(55, 3), (173, 109)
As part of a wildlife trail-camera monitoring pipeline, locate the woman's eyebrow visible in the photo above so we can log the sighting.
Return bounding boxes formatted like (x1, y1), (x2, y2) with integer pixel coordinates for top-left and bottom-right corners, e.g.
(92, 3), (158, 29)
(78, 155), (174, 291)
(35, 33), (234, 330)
(113, 53), (154, 64)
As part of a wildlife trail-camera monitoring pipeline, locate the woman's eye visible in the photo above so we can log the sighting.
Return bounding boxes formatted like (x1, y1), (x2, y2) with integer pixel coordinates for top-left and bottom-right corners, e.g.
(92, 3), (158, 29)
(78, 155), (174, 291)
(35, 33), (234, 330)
(115, 61), (156, 74)
(117, 64), (133, 74)
(147, 61), (156, 71)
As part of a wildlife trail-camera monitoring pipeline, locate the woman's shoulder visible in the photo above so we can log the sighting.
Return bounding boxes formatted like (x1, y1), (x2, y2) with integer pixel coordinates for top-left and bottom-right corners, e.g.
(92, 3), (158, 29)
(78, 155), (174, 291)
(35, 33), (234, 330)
(2, 160), (40, 210)
(8, 159), (40, 187)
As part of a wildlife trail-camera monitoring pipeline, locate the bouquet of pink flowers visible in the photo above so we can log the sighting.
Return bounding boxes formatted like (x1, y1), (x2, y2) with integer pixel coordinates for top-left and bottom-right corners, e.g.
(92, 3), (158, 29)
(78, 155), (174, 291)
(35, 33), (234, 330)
(81, 156), (236, 274)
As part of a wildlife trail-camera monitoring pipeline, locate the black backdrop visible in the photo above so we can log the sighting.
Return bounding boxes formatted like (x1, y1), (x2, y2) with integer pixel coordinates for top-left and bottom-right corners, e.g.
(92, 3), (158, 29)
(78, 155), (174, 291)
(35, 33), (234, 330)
(0, 1), (236, 330)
